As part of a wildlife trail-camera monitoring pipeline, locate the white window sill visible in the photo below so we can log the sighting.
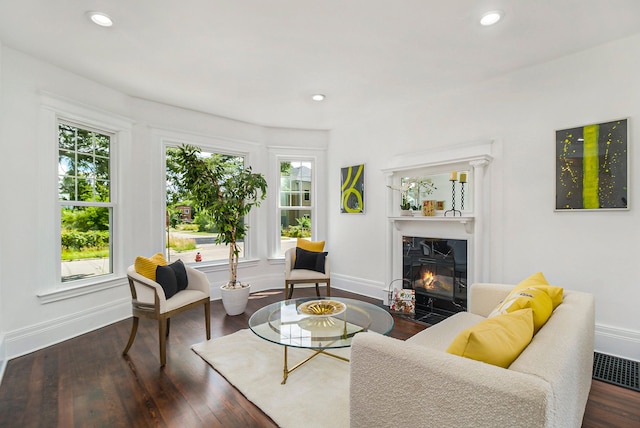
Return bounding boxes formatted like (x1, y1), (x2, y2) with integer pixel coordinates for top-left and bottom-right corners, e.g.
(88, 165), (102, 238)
(38, 275), (126, 304)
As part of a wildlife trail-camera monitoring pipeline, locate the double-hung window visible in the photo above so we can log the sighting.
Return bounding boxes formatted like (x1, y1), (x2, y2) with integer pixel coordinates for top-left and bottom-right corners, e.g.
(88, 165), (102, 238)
(58, 121), (114, 282)
(278, 159), (314, 256)
(165, 145), (245, 264)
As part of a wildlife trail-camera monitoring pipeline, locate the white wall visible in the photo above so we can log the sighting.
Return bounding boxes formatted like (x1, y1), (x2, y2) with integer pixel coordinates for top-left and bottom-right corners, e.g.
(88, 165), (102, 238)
(0, 40), (6, 380)
(0, 46), (328, 362)
(329, 34), (640, 361)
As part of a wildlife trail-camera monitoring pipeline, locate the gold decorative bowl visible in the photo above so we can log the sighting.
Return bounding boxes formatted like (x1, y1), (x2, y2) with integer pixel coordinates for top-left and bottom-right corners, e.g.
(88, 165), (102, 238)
(298, 300), (346, 317)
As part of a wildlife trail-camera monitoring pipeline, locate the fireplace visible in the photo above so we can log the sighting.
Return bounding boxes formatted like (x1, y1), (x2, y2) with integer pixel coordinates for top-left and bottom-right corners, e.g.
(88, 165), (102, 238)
(403, 236), (467, 322)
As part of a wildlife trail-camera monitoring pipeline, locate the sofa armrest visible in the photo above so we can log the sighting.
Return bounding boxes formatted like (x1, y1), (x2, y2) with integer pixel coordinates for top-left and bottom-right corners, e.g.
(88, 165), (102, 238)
(467, 282), (514, 317)
(350, 332), (553, 428)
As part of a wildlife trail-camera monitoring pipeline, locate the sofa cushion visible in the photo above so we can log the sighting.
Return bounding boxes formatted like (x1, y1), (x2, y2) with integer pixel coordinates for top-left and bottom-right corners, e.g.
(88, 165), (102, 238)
(296, 238), (325, 252)
(446, 308), (534, 368)
(489, 287), (553, 333)
(407, 311), (485, 351)
(515, 272), (564, 309)
(134, 253), (167, 281)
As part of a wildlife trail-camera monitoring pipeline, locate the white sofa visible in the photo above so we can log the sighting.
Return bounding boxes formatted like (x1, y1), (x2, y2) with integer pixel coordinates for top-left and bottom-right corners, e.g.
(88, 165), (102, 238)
(350, 282), (595, 428)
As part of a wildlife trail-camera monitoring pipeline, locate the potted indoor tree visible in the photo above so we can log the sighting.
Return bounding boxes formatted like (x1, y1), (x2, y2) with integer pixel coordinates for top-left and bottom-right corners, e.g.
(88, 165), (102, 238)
(172, 144), (267, 315)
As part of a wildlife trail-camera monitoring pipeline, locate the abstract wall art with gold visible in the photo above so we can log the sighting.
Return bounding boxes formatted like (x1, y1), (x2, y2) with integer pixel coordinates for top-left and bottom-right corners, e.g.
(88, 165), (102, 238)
(556, 118), (628, 210)
(340, 164), (365, 214)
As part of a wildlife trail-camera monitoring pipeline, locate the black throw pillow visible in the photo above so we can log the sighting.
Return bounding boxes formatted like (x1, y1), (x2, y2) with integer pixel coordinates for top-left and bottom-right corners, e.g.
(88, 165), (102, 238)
(169, 259), (189, 292)
(155, 265), (178, 299)
(155, 260), (189, 298)
(293, 247), (328, 274)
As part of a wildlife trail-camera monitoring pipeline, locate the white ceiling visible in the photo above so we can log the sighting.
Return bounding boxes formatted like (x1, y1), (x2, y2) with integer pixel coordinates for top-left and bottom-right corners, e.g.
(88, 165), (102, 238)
(1, 0), (640, 130)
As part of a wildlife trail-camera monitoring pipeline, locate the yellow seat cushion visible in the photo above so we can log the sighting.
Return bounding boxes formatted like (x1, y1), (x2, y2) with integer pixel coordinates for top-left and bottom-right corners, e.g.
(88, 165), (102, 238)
(296, 238), (325, 252)
(514, 272), (564, 309)
(446, 308), (534, 368)
(489, 287), (553, 333)
(134, 253), (167, 281)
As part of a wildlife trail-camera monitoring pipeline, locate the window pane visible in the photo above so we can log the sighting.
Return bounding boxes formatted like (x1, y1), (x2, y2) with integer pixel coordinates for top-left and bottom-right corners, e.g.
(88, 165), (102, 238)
(165, 146), (245, 264)
(58, 151), (75, 175)
(58, 124), (111, 203)
(278, 160), (314, 256)
(59, 176), (76, 201)
(94, 134), (110, 157)
(280, 209), (311, 254)
(76, 129), (93, 153)
(58, 124), (75, 150)
(280, 161), (312, 207)
(61, 206), (112, 282)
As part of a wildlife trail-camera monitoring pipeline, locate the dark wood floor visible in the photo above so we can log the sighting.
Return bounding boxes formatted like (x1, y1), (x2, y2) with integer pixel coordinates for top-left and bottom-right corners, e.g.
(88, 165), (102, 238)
(0, 287), (638, 427)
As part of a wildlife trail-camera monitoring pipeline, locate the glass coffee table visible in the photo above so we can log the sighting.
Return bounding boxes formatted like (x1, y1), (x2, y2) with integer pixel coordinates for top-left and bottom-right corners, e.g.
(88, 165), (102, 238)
(249, 297), (394, 384)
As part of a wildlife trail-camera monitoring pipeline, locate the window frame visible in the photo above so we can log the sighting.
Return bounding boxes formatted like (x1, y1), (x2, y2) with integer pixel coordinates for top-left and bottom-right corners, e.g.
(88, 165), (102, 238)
(37, 93), (133, 303)
(275, 156), (317, 257)
(162, 136), (259, 268)
(58, 120), (115, 283)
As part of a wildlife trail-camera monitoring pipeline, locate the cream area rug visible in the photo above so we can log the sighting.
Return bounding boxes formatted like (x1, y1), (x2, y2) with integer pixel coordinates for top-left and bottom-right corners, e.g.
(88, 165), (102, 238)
(192, 327), (351, 428)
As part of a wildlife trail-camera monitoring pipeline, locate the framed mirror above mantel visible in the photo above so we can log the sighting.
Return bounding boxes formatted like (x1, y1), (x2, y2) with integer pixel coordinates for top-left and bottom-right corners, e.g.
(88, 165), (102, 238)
(397, 169), (473, 215)
(381, 140), (494, 299)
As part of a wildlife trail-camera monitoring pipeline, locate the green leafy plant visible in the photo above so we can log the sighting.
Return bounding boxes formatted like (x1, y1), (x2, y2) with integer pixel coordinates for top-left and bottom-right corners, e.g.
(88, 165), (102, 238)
(172, 144), (267, 288)
(400, 196), (412, 210)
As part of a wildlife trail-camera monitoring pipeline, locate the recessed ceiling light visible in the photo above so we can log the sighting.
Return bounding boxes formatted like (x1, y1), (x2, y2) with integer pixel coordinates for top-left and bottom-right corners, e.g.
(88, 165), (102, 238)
(87, 11), (113, 27)
(480, 10), (503, 26)
(311, 94), (325, 101)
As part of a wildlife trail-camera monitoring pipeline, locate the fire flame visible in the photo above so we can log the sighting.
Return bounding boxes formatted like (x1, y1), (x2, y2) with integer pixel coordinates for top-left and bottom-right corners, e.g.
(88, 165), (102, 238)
(421, 270), (435, 289)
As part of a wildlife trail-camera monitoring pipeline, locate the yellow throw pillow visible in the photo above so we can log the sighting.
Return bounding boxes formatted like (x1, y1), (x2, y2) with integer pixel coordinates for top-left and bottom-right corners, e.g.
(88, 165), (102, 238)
(296, 238), (325, 252)
(134, 253), (167, 281)
(514, 272), (564, 309)
(489, 287), (553, 333)
(446, 308), (534, 368)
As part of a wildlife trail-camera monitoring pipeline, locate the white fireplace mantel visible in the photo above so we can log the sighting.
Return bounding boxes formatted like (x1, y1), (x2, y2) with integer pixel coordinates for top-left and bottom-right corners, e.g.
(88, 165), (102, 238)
(382, 140), (493, 300)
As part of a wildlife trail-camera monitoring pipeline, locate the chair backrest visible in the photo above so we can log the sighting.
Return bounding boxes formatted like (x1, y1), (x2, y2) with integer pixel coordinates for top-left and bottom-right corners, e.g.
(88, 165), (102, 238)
(127, 265), (163, 306)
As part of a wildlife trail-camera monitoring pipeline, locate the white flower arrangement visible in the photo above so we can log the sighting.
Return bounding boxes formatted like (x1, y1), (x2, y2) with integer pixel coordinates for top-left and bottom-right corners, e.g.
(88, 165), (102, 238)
(387, 177), (436, 210)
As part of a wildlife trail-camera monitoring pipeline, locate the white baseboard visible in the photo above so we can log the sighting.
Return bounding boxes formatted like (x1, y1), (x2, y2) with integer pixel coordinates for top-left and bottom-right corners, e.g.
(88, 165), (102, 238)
(595, 324), (640, 362)
(5, 297), (131, 360)
(331, 273), (387, 301)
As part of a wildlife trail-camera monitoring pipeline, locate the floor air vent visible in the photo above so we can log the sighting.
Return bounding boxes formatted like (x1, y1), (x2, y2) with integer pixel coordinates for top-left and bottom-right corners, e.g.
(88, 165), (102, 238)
(592, 352), (639, 392)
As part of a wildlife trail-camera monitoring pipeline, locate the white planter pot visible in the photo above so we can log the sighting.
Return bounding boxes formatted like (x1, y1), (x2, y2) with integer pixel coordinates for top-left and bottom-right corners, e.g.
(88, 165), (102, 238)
(220, 283), (251, 316)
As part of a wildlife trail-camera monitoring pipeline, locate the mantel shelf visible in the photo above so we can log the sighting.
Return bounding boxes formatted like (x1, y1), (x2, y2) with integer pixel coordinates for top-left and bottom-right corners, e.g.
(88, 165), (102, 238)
(389, 215), (474, 233)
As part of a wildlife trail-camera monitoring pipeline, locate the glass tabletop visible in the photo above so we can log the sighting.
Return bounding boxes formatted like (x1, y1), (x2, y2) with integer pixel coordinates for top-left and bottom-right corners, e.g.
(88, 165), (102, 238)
(248, 297), (394, 350)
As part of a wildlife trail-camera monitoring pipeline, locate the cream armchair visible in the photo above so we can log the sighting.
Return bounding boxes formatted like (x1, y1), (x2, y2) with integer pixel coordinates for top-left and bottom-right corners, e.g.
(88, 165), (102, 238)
(123, 264), (211, 366)
(284, 247), (331, 299)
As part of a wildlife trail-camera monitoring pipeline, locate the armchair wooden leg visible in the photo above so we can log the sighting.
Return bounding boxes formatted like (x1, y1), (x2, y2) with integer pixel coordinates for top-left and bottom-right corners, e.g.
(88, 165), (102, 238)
(159, 317), (168, 367)
(326, 281), (331, 297)
(288, 284), (295, 299)
(166, 318), (170, 337)
(122, 316), (139, 356)
(204, 301), (211, 340)
(315, 283), (320, 297)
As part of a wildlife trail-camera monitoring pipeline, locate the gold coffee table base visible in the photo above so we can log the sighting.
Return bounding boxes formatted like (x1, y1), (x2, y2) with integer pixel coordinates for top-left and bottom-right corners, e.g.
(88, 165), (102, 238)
(281, 346), (349, 384)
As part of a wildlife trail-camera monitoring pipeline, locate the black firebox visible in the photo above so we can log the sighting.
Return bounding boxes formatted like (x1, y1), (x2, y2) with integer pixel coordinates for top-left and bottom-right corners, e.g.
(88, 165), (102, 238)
(402, 236), (468, 323)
